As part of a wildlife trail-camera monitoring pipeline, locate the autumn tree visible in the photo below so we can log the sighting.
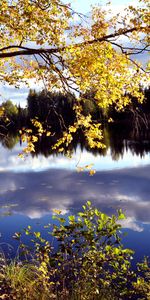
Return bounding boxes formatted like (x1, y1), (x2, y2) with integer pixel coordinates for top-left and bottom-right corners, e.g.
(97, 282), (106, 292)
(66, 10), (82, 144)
(0, 0), (149, 151)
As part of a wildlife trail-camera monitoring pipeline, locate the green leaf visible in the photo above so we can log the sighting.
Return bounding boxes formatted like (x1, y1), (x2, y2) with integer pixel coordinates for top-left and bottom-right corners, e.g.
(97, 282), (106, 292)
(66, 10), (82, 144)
(69, 215), (75, 222)
(34, 232), (41, 238)
(118, 209), (126, 220)
(12, 232), (21, 240)
(87, 201), (91, 206)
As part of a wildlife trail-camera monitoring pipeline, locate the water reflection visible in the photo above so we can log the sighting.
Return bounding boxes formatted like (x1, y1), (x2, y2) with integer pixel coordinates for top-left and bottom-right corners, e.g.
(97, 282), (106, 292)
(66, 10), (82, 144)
(0, 165), (150, 261)
(1, 124), (150, 161)
(0, 166), (150, 227)
(1, 129), (150, 173)
(0, 126), (150, 261)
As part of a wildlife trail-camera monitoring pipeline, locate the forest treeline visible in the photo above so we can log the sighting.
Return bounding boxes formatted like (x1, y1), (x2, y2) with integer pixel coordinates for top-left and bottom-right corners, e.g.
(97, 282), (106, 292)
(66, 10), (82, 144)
(0, 87), (150, 133)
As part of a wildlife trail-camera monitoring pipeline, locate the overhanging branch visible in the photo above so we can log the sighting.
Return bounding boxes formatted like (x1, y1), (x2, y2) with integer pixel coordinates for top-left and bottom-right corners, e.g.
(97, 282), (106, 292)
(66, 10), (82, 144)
(0, 26), (149, 59)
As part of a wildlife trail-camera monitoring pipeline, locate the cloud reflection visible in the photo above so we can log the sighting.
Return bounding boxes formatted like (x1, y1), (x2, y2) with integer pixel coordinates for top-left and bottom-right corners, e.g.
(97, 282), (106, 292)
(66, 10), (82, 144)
(0, 165), (150, 233)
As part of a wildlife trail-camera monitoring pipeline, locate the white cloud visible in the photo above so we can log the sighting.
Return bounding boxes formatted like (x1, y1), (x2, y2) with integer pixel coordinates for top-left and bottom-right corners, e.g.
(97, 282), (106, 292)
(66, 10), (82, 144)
(115, 193), (140, 202)
(119, 217), (144, 232)
(0, 79), (44, 107)
(0, 180), (17, 194)
(0, 143), (150, 173)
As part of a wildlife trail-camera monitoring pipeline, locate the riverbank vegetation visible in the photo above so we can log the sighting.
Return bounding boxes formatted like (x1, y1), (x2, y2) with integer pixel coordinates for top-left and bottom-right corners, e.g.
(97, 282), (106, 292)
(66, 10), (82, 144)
(0, 202), (150, 300)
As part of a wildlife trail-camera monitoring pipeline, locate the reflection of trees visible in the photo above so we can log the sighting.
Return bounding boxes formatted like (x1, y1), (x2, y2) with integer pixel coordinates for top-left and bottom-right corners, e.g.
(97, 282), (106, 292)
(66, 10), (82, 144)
(1, 120), (150, 159)
(0, 132), (19, 149)
(108, 123), (150, 160)
(17, 125), (150, 160)
(0, 87), (150, 158)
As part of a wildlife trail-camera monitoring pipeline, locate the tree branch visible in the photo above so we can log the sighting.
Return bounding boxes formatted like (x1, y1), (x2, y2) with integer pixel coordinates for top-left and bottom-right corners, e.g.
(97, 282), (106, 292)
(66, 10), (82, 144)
(0, 26), (149, 59)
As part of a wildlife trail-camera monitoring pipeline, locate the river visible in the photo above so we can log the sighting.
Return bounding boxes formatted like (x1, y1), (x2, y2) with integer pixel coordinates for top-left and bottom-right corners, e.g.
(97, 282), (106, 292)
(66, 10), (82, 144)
(0, 133), (150, 264)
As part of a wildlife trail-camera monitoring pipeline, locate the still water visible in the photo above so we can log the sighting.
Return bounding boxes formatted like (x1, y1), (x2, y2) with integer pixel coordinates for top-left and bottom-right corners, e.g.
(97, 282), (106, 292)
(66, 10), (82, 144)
(0, 136), (150, 264)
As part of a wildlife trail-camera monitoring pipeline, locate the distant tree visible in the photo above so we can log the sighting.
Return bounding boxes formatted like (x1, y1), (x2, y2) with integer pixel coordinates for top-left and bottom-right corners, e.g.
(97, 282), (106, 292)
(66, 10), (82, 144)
(27, 90), (39, 119)
(1, 100), (18, 118)
(27, 90), (76, 130)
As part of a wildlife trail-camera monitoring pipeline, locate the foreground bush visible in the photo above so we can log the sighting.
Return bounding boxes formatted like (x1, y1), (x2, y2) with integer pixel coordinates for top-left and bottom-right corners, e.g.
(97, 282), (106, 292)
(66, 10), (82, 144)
(0, 202), (149, 299)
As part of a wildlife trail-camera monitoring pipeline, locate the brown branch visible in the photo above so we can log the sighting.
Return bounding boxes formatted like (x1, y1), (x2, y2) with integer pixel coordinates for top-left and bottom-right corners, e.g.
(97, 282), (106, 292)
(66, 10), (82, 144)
(123, 46), (149, 55)
(0, 26), (149, 59)
(30, 0), (87, 19)
(0, 45), (33, 53)
(33, 54), (48, 90)
(127, 57), (149, 73)
(105, 40), (149, 73)
(107, 42), (149, 54)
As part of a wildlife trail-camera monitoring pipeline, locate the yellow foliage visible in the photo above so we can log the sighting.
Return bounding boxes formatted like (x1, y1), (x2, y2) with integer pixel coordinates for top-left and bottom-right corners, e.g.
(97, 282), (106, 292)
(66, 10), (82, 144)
(89, 169), (96, 176)
(0, 0), (149, 156)
(0, 107), (5, 117)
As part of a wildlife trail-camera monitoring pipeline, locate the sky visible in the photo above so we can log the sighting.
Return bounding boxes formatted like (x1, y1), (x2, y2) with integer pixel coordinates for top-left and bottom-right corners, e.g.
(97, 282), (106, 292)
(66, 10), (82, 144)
(0, 0), (147, 107)
(71, 0), (132, 14)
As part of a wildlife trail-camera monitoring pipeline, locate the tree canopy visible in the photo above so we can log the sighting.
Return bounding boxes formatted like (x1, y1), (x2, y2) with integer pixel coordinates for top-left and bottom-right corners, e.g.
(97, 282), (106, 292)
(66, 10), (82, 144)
(0, 0), (150, 150)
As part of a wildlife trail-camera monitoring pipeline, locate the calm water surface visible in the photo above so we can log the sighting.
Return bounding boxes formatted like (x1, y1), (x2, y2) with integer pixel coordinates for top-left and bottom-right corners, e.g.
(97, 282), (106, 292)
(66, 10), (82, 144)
(0, 140), (150, 263)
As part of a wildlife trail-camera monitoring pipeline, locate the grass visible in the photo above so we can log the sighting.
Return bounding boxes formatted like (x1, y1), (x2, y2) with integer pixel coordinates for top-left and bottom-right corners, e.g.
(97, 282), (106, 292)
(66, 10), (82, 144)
(0, 260), (117, 300)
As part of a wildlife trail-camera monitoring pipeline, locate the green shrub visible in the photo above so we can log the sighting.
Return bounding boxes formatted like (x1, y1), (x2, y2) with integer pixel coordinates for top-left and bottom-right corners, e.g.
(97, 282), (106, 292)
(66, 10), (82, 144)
(0, 202), (149, 299)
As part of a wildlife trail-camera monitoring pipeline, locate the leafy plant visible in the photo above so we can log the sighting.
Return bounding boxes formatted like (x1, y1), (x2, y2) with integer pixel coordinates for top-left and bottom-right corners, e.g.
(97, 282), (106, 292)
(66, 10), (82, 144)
(0, 202), (150, 299)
